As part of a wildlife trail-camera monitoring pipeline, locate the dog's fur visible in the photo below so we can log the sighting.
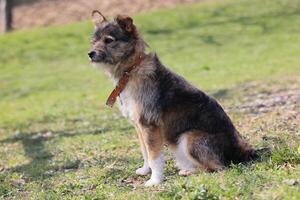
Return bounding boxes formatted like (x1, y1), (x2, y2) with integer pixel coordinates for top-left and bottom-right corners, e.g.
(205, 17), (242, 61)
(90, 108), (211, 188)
(88, 13), (257, 186)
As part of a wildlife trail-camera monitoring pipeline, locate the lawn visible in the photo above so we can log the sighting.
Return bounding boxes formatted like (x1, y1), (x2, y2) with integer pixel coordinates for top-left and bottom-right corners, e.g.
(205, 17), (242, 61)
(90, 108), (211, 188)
(0, 0), (300, 199)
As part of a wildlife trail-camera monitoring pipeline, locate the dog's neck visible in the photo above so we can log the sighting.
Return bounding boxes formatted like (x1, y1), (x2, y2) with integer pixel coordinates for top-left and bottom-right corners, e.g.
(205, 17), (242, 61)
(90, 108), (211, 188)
(113, 54), (143, 79)
(109, 39), (147, 81)
(106, 53), (146, 107)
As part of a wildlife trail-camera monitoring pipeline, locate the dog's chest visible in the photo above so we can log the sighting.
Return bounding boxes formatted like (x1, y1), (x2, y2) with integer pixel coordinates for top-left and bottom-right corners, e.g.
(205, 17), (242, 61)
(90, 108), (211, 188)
(117, 85), (140, 123)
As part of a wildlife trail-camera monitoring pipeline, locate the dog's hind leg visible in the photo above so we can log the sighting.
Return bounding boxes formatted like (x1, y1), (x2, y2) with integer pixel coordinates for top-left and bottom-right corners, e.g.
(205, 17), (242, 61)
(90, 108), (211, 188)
(171, 135), (198, 176)
(188, 131), (225, 172)
(174, 131), (224, 174)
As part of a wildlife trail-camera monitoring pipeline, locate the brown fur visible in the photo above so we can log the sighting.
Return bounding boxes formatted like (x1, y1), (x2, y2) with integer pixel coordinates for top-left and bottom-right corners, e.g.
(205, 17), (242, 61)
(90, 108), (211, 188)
(186, 131), (224, 171)
(138, 125), (164, 160)
(88, 13), (257, 185)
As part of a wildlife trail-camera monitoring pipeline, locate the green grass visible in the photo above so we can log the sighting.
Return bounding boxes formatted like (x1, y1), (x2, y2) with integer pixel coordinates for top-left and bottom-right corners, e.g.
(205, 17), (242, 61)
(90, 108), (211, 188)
(0, 0), (300, 199)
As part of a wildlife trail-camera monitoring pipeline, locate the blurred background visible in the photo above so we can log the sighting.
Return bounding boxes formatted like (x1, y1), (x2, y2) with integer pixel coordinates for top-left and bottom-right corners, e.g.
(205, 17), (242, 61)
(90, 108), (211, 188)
(0, 0), (299, 199)
(1, 0), (200, 31)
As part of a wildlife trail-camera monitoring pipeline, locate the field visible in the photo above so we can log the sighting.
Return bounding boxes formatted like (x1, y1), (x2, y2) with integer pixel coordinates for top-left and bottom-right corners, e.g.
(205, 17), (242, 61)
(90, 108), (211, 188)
(0, 0), (300, 199)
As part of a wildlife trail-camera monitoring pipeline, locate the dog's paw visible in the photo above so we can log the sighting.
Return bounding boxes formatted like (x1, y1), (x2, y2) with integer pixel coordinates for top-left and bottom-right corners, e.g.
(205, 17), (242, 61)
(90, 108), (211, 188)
(178, 169), (196, 176)
(144, 177), (163, 186)
(135, 166), (150, 176)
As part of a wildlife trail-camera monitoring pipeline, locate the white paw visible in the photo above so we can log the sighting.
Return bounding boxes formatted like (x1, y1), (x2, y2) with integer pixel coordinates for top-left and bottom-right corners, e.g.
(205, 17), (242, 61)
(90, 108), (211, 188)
(178, 169), (196, 176)
(136, 166), (150, 176)
(144, 177), (163, 186)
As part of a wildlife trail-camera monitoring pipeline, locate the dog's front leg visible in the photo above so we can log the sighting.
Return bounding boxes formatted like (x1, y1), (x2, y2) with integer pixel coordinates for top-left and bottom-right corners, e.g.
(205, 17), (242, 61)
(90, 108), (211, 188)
(139, 124), (164, 186)
(134, 126), (150, 175)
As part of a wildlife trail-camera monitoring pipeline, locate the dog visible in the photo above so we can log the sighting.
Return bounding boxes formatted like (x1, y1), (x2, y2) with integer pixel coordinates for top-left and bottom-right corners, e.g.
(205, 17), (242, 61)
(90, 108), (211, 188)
(88, 11), (257, 186)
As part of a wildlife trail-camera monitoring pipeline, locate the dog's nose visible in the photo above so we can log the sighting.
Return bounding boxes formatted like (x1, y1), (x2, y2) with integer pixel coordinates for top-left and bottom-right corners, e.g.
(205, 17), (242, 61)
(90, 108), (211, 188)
(88, 50), (96, 59)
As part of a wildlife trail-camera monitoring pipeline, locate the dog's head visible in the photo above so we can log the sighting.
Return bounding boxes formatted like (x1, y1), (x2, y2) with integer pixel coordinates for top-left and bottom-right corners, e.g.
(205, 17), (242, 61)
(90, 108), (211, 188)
(88, 11), (141, 66)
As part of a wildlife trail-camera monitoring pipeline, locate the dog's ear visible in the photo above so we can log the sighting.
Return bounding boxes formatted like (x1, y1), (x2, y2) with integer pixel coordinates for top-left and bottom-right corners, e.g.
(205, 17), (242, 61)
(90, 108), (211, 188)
(116, 15), (138, 38)
(92, 10), (107, 28)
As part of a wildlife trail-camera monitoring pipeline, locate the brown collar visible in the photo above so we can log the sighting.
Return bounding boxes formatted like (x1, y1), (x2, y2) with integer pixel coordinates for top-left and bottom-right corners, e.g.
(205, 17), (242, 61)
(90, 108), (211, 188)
(106, 54), (145, 107)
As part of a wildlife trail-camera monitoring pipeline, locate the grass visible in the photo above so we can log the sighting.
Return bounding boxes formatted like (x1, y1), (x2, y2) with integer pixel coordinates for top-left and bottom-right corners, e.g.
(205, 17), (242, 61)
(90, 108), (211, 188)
(0, 0), (300, 199)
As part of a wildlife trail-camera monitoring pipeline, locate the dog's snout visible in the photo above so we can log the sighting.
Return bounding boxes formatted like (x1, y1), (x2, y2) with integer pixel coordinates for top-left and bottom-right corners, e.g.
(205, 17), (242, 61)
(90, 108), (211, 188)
(88, 50), (106, 62)
(88, 50), (96, 59)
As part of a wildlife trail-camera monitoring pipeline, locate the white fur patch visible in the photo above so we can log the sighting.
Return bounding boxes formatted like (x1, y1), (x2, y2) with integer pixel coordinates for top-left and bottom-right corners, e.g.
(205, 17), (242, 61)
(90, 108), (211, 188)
(117, 85), (137, 123)
(136, 142), (150, 176)
(145, 153), (164, 186)
(174, 134), (198, 171)
(136, 165), (150, 176)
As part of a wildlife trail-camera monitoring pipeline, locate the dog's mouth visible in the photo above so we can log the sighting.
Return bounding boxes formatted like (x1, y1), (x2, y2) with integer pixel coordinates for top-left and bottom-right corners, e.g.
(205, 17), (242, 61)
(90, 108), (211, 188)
(88, 50), (106, 63)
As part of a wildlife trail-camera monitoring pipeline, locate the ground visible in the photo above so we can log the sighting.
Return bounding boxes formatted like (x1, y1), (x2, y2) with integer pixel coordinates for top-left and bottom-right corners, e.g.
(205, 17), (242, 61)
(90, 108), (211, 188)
(0, 0), (300, 199)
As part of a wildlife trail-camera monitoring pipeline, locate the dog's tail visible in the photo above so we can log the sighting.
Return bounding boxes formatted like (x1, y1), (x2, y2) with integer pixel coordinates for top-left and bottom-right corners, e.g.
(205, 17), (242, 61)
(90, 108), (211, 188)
(228, 130), (270, 164)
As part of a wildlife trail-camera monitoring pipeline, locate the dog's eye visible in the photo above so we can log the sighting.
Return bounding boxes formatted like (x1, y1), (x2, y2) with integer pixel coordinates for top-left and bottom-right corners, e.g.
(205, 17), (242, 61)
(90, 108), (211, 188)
(104, 36), (115, 44)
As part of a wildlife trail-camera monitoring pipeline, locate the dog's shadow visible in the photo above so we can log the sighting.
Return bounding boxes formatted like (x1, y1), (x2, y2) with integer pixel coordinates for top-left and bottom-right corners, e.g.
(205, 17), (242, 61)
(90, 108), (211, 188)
(0, 118), (274, 184)
(0, 128), (109, 181)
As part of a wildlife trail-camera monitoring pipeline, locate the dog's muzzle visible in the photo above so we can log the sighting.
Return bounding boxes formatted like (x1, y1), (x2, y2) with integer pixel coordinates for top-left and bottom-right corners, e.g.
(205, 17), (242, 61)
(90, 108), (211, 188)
(88, 50), (106, 62)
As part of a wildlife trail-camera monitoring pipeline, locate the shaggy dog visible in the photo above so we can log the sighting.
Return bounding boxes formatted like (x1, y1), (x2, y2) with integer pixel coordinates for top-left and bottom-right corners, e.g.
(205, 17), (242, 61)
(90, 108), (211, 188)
(88, 11), (256, 186)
